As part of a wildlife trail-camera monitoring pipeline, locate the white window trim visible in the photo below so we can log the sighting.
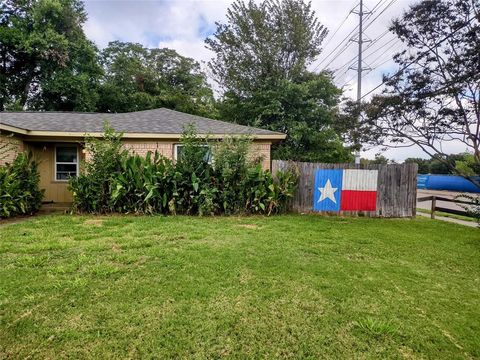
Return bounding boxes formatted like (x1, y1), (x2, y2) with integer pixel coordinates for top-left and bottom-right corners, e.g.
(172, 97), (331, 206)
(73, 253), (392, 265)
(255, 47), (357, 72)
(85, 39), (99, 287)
(54, 144), (79, 182)
(174, 144), (213, 163)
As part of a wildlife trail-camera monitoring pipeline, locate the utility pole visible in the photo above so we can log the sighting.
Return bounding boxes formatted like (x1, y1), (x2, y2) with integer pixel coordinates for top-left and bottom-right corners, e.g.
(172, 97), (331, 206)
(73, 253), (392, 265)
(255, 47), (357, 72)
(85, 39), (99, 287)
(350, 0), (370, 164)
(357, 0), (365, 103)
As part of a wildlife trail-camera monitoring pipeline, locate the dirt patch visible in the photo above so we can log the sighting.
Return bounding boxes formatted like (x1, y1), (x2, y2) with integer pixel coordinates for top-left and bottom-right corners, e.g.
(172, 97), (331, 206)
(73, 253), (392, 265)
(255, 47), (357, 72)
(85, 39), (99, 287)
(111, 244), (121, 253)
(236, 224), (259, 229)
(84, 219), (104, 227)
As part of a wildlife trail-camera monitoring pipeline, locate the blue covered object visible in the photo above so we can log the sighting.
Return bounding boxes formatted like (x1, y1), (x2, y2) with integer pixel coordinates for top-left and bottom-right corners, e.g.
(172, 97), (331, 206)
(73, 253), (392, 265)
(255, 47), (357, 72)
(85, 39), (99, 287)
(417, 174), (480, 193)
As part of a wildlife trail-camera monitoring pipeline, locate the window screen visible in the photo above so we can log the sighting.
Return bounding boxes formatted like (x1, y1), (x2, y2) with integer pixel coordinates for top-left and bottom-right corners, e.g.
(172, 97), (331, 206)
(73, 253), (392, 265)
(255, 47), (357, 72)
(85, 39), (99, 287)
(56, 146), (78, 180)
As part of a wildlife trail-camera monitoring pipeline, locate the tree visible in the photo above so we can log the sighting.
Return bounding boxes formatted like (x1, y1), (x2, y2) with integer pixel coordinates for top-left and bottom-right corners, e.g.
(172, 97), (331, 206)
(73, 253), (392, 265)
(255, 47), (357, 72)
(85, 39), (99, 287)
(360, 155), (390, 165)
(364, 0), (480, 186)
(97, 41), (216, 117)
(0, 0), (102, 111)
(206, 0), (352, 162)
(404, 158), (431, 174)
(405, 152), (480, 174)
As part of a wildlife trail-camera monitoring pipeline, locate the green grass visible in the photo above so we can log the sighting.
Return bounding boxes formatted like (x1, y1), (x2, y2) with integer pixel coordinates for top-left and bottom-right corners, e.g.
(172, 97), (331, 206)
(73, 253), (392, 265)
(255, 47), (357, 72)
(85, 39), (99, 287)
(0, 215), (479, 359)
(416, 207), (476, 222)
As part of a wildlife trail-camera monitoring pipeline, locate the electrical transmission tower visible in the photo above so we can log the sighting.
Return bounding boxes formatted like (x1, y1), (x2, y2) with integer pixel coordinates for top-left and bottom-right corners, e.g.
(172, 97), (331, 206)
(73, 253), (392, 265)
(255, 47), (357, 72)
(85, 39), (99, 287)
(350, 0), (371, 164)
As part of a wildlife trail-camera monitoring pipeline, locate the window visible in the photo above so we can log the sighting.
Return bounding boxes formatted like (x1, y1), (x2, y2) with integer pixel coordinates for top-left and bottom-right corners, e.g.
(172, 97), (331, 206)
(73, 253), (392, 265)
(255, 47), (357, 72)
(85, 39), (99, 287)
(55, 145), (78, 181)
(174, 144), (212, 164)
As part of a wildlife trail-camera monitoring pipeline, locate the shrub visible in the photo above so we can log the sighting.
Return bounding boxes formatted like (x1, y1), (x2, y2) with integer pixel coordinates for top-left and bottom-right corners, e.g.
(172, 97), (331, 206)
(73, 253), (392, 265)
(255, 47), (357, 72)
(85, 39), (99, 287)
(171, 126), (215, 215)
(111, 152), (176, 214)
(70, 125), (299, 216)
(0, 151), (43, 219)
(69, 124), (127, 213)
(213, 136), (252, 214)
(245, 164), (299, 215)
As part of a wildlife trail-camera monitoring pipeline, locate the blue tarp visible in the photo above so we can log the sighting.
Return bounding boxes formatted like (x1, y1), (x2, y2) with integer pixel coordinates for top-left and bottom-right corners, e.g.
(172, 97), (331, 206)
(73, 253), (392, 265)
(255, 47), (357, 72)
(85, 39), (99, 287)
(417, 174), (480, 193)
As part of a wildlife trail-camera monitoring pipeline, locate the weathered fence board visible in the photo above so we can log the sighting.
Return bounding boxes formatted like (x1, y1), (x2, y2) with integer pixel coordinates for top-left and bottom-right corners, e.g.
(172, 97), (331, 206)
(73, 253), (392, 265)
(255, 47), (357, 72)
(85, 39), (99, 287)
(272, 160), (418, 218)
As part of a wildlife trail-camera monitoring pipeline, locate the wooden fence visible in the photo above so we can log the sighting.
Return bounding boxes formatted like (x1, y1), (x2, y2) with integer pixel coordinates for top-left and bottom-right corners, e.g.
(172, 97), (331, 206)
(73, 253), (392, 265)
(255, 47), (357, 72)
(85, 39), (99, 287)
(272, 160), (418, 218)
(417, 195), (475, 219)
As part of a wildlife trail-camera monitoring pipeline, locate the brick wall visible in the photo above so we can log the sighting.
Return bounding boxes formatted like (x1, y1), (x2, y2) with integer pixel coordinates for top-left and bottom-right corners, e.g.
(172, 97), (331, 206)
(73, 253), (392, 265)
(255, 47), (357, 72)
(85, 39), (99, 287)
(85, 139), (272, 170)
(0, 134), (24, 166)
(122, 141), (174, 159)
(249, 142), (271, 170)
(84, 141), (174, 162)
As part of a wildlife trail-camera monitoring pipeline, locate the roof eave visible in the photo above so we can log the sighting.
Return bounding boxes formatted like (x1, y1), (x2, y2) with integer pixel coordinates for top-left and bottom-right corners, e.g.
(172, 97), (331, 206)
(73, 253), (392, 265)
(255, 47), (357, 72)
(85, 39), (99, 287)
(0, 125), (286, 141)
(0, 123), (28, 135)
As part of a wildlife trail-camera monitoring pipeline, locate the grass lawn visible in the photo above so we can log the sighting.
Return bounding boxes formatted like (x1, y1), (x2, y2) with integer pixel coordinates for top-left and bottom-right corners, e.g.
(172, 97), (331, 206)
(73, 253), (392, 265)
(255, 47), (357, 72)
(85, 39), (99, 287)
(1, 215), (479, 359)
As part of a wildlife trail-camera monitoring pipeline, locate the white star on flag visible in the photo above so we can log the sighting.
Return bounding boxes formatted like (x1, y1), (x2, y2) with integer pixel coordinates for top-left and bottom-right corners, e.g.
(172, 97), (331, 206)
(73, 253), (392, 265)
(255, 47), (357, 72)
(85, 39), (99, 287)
(318, 179), (338, 204)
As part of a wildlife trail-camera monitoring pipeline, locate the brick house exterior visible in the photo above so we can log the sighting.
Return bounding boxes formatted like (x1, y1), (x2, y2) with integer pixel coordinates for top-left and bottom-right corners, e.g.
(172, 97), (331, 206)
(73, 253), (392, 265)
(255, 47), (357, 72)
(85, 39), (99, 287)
(0, 108), (285, 203)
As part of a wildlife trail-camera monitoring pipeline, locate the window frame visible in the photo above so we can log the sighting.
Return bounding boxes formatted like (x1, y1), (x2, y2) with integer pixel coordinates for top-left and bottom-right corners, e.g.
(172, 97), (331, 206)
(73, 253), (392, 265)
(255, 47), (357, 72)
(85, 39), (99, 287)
(173, 143), (213, 164)
(54, 144), (79, 182)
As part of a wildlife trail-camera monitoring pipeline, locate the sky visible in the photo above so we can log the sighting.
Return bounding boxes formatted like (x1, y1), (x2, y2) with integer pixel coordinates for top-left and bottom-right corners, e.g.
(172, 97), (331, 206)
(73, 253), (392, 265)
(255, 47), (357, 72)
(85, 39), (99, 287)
(82, 0), (468, 161)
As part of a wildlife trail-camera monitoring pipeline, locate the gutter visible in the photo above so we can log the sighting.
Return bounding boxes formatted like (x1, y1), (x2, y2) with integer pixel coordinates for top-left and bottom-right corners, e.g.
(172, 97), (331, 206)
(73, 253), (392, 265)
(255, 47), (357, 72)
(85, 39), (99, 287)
(0, 124), (286, 141)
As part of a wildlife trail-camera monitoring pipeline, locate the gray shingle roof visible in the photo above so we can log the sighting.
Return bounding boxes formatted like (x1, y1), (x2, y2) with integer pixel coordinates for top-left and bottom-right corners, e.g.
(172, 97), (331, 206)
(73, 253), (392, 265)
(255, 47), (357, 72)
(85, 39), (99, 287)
(0, 108), (284, 137)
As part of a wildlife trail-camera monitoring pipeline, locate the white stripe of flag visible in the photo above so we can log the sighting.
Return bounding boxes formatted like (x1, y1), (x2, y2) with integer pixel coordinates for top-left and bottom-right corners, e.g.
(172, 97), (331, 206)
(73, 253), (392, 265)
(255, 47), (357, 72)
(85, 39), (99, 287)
(342, 169), (378, 191)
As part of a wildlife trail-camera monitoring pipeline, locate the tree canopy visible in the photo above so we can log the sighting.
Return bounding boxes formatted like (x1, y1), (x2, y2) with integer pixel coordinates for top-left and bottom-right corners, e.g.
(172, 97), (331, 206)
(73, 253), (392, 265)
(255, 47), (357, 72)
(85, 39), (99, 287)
(364, 0), (480, 184)
(206, 0), (353, 162)
(0, 1), (216, 117)
(97, 41), (216, 117)
(0, 0), (102, 111)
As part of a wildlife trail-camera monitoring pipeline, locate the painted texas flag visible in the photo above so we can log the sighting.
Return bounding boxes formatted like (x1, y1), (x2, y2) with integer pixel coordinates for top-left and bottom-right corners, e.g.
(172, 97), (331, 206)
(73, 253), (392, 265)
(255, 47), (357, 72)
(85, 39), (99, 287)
(313, 169), (378, 212)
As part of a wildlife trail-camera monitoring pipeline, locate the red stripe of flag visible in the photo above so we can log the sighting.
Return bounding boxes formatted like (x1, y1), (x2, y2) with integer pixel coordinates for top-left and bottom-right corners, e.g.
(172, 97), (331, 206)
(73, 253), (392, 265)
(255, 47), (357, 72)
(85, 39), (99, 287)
(340, 190), (377, 211)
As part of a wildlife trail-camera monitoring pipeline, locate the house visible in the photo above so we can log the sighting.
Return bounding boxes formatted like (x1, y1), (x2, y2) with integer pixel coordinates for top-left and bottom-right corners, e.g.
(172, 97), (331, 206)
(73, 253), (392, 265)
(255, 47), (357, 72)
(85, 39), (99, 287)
(0, 108), (285, 203)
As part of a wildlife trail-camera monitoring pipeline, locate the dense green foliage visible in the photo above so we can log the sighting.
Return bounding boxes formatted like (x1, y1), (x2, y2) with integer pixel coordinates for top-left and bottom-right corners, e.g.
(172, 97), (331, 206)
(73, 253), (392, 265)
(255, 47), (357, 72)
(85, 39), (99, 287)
(0, 0), (102, 111)
(405, 152), (480, 175)
(364, 0), (480, 184)
(0, 1), (215, 117)
(69, 126), (126, 213)
(2, 0), (355, 163)
(1, 215), (479, 358)
(0, 152), (43, 218)
(97, 42), (216, 117)
(206, 0), (353, 162)
(69, 126), (298, 215)
(360, 155), (391, 165)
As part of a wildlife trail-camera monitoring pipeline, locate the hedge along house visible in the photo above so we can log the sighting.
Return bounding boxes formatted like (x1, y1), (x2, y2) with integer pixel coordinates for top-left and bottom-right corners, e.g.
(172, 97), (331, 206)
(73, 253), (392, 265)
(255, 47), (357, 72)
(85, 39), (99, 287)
(0, 108), (286, 203)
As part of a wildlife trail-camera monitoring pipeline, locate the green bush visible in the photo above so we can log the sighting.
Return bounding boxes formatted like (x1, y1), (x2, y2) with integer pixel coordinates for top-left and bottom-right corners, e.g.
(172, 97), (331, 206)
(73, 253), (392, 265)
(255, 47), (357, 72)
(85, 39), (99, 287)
(0, 151), (43, 219)
(111, 152), (176, 214)
(69, 125), (298, 216)
(69, 124), (127, 213)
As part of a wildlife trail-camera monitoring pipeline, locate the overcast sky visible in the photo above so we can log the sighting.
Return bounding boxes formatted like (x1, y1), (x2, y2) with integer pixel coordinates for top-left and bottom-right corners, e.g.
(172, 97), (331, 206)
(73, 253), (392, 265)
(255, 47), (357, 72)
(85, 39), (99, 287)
(82, 0), (468, 161)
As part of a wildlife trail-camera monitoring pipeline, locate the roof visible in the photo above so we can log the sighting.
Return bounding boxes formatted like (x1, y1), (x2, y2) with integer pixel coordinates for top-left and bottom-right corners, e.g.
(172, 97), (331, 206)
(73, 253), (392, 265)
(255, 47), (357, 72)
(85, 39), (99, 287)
(0, 108), (285, 139)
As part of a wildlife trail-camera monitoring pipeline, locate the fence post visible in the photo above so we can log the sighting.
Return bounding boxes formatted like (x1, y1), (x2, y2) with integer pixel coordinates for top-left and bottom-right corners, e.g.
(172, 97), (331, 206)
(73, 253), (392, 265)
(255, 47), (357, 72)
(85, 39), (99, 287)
(431, 196), (436, 219)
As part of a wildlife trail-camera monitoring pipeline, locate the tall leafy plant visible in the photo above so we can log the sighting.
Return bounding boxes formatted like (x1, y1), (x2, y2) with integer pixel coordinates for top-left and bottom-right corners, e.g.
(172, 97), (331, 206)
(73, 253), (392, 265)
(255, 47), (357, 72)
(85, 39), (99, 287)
(172, 126), (216, 215)
(69, 123), (126, 213)
(70, 125), (299, 216)
(111, 152), (176, 214)
(0, 151), (43, 218)
(212, 136), (252, 214)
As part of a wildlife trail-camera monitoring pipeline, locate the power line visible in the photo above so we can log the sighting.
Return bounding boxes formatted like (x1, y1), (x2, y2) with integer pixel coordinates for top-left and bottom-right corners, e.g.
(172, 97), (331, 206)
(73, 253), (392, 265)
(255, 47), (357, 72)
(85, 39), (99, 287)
(369, 55), (396, 69)
(321, 2), (358, 49)
(363, 0), (398, 33)
(315, 0), (397, 73)
(362, 37), (400, 62)
(313, 0), (388, 71)
(331, 30), (392, 77)
(336, 40), (399, 88)
(360, 16), (475, 100)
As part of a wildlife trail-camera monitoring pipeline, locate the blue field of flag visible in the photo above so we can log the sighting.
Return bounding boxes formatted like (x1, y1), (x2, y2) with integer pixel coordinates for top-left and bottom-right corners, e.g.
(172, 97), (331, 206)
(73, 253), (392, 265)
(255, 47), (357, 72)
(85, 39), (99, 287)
(313, 169), (343, 212)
